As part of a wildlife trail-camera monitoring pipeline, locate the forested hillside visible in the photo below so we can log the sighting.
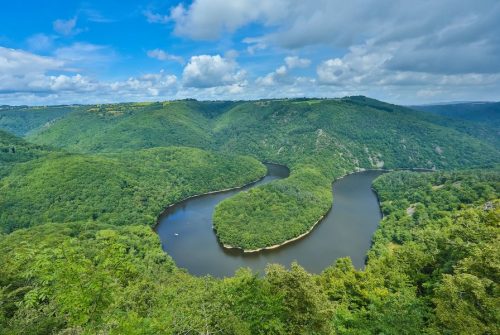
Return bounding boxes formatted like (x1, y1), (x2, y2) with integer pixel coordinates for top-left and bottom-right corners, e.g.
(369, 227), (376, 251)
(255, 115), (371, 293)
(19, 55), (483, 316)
(0, 130), (50, 178)
(0, 147), (265, 233)
(23, 97), (500, 249)
(1, 0), (498, 332)
(0, 168), (497, 334)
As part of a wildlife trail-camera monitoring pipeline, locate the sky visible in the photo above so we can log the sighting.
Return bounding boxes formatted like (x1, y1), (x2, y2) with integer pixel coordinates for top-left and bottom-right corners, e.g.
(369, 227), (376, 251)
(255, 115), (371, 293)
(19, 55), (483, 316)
(1, 0), (499, 105)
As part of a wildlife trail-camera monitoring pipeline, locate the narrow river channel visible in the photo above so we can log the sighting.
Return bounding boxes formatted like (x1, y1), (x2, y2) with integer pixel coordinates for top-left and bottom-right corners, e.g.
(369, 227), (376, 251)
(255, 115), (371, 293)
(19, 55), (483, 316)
(155, 164), (384, 277)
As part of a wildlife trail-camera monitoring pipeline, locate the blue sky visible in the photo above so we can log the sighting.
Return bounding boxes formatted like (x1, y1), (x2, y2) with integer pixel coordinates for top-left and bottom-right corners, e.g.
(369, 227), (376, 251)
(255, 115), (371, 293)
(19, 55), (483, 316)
(1, 0), (499, 105)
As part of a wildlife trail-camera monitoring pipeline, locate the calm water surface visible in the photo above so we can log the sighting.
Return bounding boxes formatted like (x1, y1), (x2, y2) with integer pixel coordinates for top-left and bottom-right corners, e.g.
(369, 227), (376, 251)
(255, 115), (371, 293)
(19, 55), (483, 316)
(156, 164), (384, 277)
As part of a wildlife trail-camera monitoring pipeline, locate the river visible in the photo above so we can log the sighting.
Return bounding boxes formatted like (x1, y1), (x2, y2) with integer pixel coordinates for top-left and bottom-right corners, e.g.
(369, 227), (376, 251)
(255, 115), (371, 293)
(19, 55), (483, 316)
(155, 164), (384, 277)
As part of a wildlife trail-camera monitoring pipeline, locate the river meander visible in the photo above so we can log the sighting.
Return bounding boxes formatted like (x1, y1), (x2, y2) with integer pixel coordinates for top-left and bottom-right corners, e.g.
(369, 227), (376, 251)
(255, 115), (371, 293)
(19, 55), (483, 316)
(155, 164), (384, 277)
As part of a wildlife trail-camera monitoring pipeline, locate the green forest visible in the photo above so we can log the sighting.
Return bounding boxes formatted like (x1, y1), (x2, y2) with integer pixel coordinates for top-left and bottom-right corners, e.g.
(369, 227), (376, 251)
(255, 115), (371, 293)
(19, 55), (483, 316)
(22, 97), (500, 249)
(0, 147), (265, 233)
(0, 168), (498, 334)
(0, 97), (498, 334)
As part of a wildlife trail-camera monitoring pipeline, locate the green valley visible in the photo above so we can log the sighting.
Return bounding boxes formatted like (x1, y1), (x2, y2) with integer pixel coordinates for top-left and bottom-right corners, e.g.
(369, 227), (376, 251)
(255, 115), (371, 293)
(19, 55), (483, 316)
(2, 2), (499, 333)
(0, 97), (498, 334)
(26, 97), (499, 249)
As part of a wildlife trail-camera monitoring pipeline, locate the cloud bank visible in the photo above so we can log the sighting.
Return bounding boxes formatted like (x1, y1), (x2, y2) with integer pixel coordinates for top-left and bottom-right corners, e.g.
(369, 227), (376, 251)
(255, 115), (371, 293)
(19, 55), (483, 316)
(1, 0), (499, 104)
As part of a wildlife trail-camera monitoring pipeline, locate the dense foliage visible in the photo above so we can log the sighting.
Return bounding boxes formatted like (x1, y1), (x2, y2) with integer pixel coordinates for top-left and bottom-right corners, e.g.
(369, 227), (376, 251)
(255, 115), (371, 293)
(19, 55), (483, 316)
(0, 130), (48, 163)
(0, 169), (497, 334)
(0, 147), (265, 233)
(24, 97), (500, 248)
(364, 170), (500, 334)
(26, 101), (227, 152)
(0, 222), (335, 334)
(0, 130), (50, 178)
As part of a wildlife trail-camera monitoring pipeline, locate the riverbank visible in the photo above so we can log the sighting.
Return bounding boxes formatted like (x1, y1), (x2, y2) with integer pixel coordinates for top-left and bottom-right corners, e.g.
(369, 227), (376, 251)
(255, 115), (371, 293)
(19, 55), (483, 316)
(219, 166), (434, 252)
(155, 162), (290, 227)
(155, 177), (265, 226)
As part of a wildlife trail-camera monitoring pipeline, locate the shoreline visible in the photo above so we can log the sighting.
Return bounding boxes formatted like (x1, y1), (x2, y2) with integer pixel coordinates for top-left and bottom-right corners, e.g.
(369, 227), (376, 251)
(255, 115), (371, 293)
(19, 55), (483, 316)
(154, 175), (266, 226)
(220, 210), (330, 253)
(156, 163), (434, 251)
(219, 166), (435, 253)
(154, 162), (290, 228)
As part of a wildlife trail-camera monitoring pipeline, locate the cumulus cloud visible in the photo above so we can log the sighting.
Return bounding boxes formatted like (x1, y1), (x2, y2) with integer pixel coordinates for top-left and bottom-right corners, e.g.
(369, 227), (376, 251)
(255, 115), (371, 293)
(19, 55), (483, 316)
(53, 17), (79, 36)
(170, 0), (500, 77)
(257, 56), (310, 86)
(147, 49), (184, 63)
(0, 46), (178, 103)
(182, 54), (246, 88)
(110, 71), (178, 97)
(285, 56), (311, 69)
(256, 65), (288, 86)
(0, 46), (81, 94)
(168, 0), (289, 39)
(315, 42), (500, 101)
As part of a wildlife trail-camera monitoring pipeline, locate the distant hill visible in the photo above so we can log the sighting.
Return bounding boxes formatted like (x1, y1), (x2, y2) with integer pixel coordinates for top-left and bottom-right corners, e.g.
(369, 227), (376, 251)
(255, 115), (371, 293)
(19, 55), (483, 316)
(25, 97), (499, 170)
(411, 102), (500, 148)
(0, 146), (264, 233)
(411, 101), (499, 123)
(0, 105), (80, 136)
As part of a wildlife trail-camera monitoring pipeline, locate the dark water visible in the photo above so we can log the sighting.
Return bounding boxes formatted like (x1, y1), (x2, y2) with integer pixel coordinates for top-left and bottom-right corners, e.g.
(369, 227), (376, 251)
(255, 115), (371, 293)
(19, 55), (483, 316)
(156, 164), (384, 277)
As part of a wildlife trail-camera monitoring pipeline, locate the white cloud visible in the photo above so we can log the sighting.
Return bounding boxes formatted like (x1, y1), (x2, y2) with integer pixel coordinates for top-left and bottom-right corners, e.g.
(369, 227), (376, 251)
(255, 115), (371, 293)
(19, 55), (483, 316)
(285, 56), (311, 69)
(0, 47), (83, 94)
(147, 49), (184, 63)
(169, 0), (289, 39)
(256, 56), (310, 86)
(257, 65), (289, 86)
(317, 59), (345, 85)
(170, 0), (500, 76)
(0, 46), (63, 76)
(0, 46), (179, 103)
(110, 71), (178, 97)
(315, 42), (500, 104)
(182, 54), (246, 88)
(243, 37), (267, 54)
(53, 17), (79, 36)
(46, 74), (98, 92)
(143, 10), (170, 24)
(275, 65), (287, 76)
